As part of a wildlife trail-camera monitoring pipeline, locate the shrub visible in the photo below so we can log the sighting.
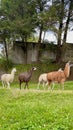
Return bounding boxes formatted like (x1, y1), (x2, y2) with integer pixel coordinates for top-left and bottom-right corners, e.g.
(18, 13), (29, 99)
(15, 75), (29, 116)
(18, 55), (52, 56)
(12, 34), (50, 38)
(0, 57), (13, 71)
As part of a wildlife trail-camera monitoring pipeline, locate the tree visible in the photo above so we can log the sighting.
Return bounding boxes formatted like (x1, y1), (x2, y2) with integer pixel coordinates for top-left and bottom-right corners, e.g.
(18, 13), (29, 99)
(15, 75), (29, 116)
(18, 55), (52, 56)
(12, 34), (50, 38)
(0, 0), (16, 63)
(56, 0), (64, 63)
(46, 0), (73, 63)
(32, 0), (49, 62)
(56, 0), (73, 63)
(1, 0), (73, 64)
(0, 14), (11, 64)
(0, 0), (37, 64)
(62, 0), (73, 45)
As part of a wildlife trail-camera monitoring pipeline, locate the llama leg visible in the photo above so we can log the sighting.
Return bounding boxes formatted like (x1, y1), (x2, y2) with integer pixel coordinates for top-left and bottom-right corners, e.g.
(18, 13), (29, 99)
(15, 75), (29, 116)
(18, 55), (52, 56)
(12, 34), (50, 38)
(19, 82), (22, 89)
(58, 83), (61, 90)
(26, 83), (29, 89)
(48, 81), (51, 90)
(45, 82), (48, 90)
(37, 82), (40, 89)
(24, 82), (27, 89)
(24, 83), (26, 89)
(2, 81), (5, 88)
(60, 82), (64, 90)
(7, 82), (10, 89)
(4, 82), (6, 88)
(52, 82), (55, 90)
(45, 82), (48, 86)
(62, 83), (64, 90)
(25, 82), (28, 89)
(43, 82), (45, 90)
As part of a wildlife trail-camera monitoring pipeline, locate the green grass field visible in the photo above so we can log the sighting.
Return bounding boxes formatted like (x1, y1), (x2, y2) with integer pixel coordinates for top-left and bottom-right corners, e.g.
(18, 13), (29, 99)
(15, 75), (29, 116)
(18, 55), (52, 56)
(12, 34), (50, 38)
(0, 82), (73, 130)
(0, 62), (73, 130)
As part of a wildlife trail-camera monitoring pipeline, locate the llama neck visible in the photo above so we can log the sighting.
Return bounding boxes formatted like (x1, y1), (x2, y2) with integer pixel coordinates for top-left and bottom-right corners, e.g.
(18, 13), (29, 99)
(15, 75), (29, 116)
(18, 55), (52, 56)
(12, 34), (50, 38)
(64, 63), (70, 78)
(11, 71), (15, 79)
(30, 69), (33, 75)
(28, 69), (33, 78)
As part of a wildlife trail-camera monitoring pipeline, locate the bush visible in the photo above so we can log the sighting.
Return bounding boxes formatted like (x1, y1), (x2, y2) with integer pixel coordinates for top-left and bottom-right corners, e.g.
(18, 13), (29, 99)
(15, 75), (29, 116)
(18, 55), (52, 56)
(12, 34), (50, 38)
(0, 57), (13, 71)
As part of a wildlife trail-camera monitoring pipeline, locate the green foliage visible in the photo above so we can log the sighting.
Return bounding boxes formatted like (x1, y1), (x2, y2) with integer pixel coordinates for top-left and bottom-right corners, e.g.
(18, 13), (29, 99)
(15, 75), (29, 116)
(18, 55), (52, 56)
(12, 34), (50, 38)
(1, 0), (73, 64)
(0, 57), (13, 71)
(0, 0), (36, 42)
(41, 42), (57, 52)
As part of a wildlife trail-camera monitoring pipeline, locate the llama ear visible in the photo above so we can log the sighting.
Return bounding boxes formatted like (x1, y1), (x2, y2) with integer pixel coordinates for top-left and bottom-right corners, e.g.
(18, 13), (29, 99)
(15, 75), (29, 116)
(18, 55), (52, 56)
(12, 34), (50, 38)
(58, 68), (62, 71)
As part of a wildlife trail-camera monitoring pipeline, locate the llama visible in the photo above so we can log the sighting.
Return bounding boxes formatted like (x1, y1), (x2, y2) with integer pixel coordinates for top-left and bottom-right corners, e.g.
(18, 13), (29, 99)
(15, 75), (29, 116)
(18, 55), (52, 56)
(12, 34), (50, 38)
(47, 62), (72, 90)
(18, 67), (36, 89)
(37, 68), (63, 90)
(37, 73), (48, 90)
(1, 68), (16, 89)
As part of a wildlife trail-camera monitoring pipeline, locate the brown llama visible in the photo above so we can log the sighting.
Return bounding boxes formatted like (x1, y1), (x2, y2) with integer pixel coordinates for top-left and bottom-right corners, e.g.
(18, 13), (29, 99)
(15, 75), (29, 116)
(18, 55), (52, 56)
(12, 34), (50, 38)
(47, 62), (73, 90)
(18, 67), (36, 89)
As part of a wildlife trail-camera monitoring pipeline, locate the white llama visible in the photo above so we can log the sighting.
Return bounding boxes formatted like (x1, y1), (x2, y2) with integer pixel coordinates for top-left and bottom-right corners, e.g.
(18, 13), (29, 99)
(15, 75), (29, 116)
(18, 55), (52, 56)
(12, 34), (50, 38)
(1, 68), (16, 89)
(37, 73), (48, 90)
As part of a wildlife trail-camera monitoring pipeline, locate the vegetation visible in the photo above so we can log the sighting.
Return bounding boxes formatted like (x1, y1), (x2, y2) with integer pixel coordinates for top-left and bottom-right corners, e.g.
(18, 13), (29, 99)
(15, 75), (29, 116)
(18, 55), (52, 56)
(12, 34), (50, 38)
(0, 57), (13, 71)
(0, 0), (73, 63)
(0, 0), (73, 129)
(0, 83), (73, 130)
(0, 61), (73, 129)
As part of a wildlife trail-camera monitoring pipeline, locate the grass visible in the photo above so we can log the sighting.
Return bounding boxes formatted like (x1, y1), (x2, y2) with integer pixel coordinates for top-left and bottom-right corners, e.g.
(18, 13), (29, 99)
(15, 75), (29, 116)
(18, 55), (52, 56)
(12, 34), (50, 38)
(0, 62), (73, 129)
(0, 82), (73, 130)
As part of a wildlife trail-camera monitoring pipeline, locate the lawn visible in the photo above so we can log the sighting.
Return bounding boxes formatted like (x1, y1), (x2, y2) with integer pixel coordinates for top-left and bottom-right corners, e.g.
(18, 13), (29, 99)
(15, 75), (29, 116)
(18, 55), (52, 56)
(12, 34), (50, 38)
(0, 62), (73, 130)
(0, 82), (73, 130)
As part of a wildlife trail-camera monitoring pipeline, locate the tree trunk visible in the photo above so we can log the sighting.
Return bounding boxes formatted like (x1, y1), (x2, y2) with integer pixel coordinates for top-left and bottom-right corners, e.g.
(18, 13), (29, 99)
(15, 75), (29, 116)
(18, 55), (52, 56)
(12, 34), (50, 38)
(4, 38), (9, 63)
(62, 0), (73, 45)
(56, 44), (62, 63)
(25, 42), (27, 64)
(37, 25), (43, 62)
(22, 35), (28, 64)
(56, 21), (63, 63)
(56, 0), (64, 63)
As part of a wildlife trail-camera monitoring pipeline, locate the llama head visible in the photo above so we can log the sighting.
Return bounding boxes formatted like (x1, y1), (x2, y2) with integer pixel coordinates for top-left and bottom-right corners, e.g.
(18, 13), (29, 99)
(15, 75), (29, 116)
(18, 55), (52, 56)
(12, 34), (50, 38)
(66, 61), (73, 67)
(12, 68), (17, 73)
(32, 67), (37, 71)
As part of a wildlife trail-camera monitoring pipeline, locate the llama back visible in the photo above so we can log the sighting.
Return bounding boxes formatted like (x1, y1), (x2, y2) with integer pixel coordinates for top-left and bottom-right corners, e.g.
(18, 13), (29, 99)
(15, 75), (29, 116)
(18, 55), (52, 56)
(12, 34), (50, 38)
(39, 73), (47, 82)
(57, 71), (66, 83)
(47, 71), (65, 82)
(19, 72), (32, 82)
(1, 74), (13, 82)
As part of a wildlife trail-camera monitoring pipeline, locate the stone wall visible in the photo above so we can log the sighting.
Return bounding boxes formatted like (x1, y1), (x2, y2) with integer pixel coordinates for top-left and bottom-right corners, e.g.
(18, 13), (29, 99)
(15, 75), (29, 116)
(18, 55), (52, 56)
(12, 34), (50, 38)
(9, 42), (73, 64)
(62, 44), (73, 62)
